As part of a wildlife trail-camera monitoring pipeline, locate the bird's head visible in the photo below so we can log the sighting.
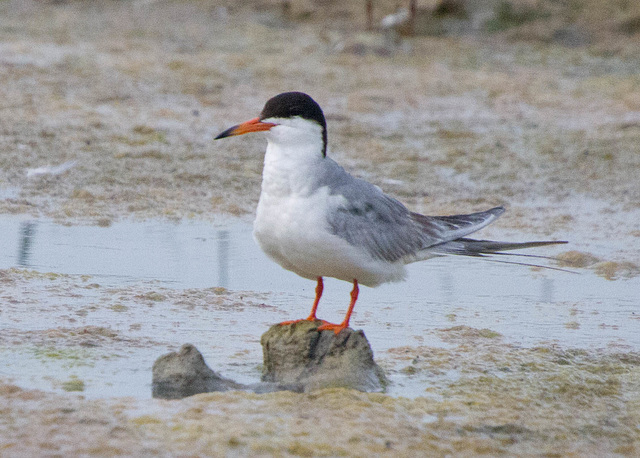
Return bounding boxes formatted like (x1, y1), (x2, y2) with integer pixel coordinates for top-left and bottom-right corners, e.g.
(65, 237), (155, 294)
(215, 92), (328, 157)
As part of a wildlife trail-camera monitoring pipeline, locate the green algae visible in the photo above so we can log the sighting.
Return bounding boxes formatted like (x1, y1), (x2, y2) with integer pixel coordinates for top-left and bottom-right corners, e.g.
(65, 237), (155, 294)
(62, 376), (85, 392)
(31, 347), (95, 369)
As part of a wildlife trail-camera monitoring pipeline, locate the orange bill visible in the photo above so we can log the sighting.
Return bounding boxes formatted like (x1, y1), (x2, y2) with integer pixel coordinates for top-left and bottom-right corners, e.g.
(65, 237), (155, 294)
(214, 117), (276, 139)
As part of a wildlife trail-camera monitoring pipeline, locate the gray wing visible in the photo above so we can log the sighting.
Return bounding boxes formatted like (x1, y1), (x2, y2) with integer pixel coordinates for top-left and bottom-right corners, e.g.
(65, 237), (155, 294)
(321, 161), (504, 263)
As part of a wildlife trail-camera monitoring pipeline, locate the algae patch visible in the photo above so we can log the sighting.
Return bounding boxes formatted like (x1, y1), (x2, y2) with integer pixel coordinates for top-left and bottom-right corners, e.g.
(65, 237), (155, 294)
(31, 347), (95, 369)
(62, 376), (85, 392)
(594, 261), (640, 280)
(555, 251), (640, 279)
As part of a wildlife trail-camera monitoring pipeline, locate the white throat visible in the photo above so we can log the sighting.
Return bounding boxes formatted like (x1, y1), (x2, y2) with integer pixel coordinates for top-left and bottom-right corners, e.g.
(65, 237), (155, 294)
(260, 117), (326, 197)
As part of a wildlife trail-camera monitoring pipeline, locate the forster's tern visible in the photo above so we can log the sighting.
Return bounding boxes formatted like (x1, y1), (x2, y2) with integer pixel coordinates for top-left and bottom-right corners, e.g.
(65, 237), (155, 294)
(215, 92), (566, 334)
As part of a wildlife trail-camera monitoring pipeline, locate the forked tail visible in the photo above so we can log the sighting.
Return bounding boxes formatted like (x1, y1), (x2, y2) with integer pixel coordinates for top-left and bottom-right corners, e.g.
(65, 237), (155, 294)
(431, 238), (571, 272)
(434, 238), (568, 256)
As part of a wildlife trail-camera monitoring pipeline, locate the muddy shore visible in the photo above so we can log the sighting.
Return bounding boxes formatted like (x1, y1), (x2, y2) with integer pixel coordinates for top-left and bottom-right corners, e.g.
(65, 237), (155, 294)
(1, 1), (640, 455)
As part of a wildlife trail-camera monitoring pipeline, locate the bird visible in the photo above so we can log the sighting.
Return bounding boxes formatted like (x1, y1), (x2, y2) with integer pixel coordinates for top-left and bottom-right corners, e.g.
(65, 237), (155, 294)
(215, 92), (566, 334)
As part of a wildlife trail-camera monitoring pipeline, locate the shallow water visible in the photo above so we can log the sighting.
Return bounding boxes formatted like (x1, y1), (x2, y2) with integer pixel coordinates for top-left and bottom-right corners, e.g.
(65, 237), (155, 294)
(1, 215), (638, 398)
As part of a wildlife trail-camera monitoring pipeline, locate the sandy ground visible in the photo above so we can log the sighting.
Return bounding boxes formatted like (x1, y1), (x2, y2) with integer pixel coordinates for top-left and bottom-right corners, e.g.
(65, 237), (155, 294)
(1, 0), (640, 455)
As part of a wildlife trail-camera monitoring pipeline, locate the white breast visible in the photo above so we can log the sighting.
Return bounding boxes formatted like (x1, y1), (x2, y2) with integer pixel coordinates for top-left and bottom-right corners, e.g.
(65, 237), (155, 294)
(253, 139), (406, 287)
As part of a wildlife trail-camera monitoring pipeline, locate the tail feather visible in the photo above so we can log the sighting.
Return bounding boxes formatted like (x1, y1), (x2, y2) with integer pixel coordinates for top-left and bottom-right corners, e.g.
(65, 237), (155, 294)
(430, 238), (572, 273)
(432, 238), (568, 256)
(468, 257), (578, 274)
(451, 238), (566, 255)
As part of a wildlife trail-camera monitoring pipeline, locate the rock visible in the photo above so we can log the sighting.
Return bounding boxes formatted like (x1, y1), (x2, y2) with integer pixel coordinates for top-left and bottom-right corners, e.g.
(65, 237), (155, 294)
(152, 323), (388, 398)
(152, 343), (300, 399)
(152, 344), (243, 399)
(260, 320), (387, 392)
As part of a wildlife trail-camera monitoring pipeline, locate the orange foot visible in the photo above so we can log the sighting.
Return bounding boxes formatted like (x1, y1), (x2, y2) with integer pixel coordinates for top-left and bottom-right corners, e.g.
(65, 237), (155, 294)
(278, 317), (329, 327)
(316, 321), (349, 335)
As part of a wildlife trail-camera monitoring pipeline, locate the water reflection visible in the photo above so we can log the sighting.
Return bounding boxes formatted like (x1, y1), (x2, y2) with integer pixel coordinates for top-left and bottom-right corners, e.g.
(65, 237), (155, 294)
(438, 270), (455, 304)
(4, 217), (567, 305)
(217, 229), (229, 288)
(541, 277), (554, 303)
(0, 215), (639, 349)
(17, 221), (36, 267)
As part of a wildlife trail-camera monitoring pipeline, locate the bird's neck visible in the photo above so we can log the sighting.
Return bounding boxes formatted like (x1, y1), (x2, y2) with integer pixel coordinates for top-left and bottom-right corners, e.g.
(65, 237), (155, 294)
(260, 140), (325, 198)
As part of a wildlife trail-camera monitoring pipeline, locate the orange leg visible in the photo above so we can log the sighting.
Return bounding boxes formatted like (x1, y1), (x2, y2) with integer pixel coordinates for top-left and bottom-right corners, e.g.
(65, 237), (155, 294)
(279, 277), (325, 326)
(317, 279), (359, 335)
(305, 276), (324, 321)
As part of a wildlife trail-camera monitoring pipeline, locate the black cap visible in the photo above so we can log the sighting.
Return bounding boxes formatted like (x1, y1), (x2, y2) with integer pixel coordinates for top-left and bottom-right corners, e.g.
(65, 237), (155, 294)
(260, 92), (327, 156)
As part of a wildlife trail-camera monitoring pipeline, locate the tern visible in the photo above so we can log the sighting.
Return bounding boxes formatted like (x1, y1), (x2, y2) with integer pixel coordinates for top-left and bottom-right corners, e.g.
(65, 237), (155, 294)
(215, 92), (566, 334)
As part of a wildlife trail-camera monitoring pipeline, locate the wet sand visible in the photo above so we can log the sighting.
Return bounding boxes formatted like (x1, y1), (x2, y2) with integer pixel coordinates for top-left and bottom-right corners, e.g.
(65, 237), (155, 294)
(1, 0), (640, 455)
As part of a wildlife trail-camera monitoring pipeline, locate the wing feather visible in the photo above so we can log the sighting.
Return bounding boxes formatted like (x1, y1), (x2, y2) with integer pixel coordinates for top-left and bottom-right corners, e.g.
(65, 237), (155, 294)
(324, 171), (504, 262)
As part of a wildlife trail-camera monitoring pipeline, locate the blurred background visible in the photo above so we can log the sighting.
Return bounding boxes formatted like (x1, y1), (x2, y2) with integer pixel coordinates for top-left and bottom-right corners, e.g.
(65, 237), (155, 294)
(0, 0), (639, 261)
(2, 4), (640, 454)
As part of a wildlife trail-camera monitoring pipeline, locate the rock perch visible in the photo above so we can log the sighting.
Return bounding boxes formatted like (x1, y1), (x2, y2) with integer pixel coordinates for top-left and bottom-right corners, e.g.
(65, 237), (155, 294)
(261, 320), (387, 392)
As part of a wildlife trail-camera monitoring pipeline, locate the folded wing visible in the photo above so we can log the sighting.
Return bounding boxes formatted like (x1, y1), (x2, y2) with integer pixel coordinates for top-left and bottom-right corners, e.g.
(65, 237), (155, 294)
(326, 174), (507, 262)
